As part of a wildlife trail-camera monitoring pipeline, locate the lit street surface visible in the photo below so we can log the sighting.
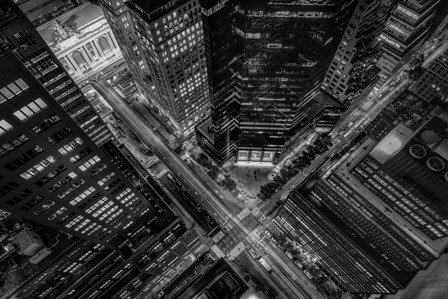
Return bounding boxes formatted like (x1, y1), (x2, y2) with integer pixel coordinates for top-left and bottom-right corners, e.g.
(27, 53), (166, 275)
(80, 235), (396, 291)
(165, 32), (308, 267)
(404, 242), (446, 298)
(89, 79), (327, 298)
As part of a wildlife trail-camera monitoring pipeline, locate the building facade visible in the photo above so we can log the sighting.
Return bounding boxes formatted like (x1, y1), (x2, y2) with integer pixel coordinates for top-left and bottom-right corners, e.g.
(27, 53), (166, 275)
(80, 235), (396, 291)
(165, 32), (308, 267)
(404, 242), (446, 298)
(0, 5), (209, 298)
(197, 0), (356, 165)
(195, 0), (242, 165)
(411, 48), (448, 102)
(34, 3), (122, 85)
(377, 0), (440, 83)
(275, 119), (448, 294)
(10, 224), (207, 299)
(322, 0), (392, 104)
(16, 1), (122, 85)
(275, 191), (416, 294)
(1, 0), (112, 146)
(0, 45), (154, 247)
(99, 0), (210, 135)
(235, 0), (356, 164)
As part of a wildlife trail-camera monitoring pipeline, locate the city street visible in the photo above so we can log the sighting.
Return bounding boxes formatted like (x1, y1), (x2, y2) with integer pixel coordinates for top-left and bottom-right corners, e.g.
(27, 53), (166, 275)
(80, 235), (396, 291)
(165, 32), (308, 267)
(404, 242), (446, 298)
(86, 31), (448, 299)
(89, 79), (326, 298)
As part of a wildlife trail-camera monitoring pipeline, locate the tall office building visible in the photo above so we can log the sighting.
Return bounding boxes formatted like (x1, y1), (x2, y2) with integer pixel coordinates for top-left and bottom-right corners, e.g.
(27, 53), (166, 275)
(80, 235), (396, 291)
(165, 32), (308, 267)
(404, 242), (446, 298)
(377, 0), (440, 82)
(411, 48), (448, 102)
(0, 0), (165, 249)
(197, 0), (356, 165)
(9, 224), (207, 299)
(322, 0), (392, 104)
(276, 191), (417, 294)
(99, 0), (210, 135)
(275, 119), (448, 294)
(0, 6), (209, 298)
(1, 0), (112, 146)
(97, 0), (157, 100)
(195, 0), (242, 165)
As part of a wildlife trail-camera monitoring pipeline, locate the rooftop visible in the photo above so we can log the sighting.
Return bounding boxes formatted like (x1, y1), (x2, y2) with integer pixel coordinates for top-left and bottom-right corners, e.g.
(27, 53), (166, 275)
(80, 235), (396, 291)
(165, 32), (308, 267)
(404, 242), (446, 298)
(369, 123), (413, 164)
(196, 116), (215, 143)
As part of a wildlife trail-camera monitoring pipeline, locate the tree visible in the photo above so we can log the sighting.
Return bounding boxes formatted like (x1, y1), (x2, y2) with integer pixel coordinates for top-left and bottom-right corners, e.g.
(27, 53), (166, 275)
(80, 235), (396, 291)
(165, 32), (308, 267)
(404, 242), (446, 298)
(207, 165), (219, 180)
(407, 66), (425, 81)
(410, 53), (424, 68)
(258, 182), (280, 200)
(221, 175), (237, 192)
(197, 153), (212, 169)
(273, 174), (285, 185)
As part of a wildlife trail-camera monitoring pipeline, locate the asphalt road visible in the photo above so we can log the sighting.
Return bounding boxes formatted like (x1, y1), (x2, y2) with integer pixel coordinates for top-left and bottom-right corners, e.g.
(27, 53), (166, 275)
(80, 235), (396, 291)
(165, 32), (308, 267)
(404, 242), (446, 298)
(89, 79), (326, 298)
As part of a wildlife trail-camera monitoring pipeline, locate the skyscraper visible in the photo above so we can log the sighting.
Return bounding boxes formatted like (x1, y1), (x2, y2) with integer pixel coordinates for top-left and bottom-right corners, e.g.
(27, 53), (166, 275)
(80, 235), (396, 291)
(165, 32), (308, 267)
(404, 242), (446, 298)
(322, 0), (392, 104)
(0, 3), (209, 298)
(0, 0), (161, 249)
(275, 118), (448, 294)
(197, 0), (357, 165)
(99, 0), (210, 135)
(195, 0), (242, 165)
(0, 0), (112, 146)
(0, 46), (150, 248)
(377, 0), (440, 83)
(275, 191), (417, 294)
(96, 0), (151, 98)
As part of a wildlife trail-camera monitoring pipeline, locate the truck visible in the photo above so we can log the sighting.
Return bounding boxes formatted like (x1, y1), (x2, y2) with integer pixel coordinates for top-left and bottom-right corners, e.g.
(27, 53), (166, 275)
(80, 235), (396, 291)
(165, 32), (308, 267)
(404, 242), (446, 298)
(258, 257), (272, 273)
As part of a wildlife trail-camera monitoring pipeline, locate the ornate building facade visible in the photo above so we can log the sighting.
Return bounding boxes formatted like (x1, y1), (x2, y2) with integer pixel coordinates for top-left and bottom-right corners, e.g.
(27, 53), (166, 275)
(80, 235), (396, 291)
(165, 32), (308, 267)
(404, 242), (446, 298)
(34, 3), (122, 84)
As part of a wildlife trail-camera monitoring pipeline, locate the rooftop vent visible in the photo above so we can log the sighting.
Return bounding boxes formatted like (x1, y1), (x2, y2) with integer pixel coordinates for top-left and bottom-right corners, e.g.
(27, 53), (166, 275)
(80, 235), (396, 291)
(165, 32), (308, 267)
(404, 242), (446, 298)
(409, 144), (426, 159)
(427, 157), (445, 172)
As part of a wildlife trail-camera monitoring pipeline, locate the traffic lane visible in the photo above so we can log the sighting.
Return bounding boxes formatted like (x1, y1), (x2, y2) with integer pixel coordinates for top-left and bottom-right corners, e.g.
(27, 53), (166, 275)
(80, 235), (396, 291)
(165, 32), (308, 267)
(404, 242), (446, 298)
(92, 80), (325, 298)
(159, 175), (219, 235)
(260, 241), (322, 299)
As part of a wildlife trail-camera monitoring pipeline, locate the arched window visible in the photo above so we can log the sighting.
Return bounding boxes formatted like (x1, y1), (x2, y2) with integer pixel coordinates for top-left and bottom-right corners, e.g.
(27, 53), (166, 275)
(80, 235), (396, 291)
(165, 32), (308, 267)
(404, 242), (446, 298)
(72, 51), (88, 70)
(98, 36), (111, 54)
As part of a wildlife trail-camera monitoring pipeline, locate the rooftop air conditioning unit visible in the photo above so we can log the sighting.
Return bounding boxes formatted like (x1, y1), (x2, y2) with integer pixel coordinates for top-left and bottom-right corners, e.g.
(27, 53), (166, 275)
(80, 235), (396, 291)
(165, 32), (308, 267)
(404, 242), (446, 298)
(427, 156), (445, 172)
(409, 144), (426, 159)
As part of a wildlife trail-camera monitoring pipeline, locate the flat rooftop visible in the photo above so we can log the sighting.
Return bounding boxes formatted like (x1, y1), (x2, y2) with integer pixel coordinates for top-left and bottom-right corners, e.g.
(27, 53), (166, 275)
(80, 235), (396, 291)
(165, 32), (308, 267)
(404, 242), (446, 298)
(196, 116), (214, 143)
(369, 123), (413, 164)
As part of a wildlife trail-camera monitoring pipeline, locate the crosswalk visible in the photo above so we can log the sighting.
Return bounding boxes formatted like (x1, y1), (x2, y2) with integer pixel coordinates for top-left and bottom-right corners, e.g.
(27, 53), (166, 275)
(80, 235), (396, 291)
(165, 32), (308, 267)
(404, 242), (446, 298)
(227, 242), (246, 260)
(237, 208), (251, 220)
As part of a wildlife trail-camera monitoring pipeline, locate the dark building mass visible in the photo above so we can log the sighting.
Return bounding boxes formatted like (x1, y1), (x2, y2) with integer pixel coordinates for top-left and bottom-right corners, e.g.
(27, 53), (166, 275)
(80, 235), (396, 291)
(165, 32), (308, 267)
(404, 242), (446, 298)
(1, 0), (448, 299)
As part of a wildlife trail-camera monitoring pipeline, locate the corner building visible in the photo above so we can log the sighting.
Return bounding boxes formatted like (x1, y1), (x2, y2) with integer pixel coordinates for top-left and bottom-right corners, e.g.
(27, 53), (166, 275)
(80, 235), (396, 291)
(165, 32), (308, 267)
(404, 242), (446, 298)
(198, 0), (356, 165)
(238, 0), (357, 164)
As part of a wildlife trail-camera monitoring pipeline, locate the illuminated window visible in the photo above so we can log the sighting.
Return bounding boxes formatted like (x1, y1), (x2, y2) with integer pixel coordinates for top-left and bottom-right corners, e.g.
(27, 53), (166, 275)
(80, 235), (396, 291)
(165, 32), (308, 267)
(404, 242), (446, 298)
(13, 98), (47, 121)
